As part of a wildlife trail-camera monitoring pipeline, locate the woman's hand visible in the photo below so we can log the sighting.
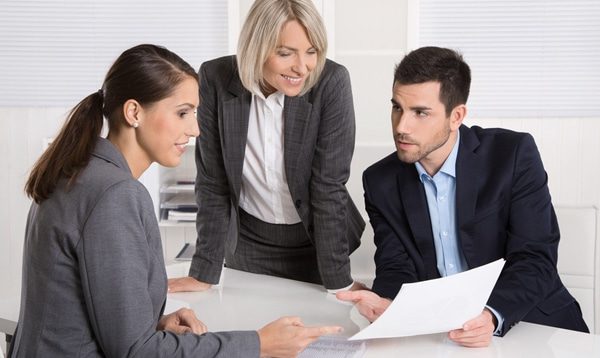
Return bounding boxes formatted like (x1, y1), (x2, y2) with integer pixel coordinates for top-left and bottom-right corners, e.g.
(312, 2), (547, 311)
(258, 316), (343, 358)
(168, 277), (212, 292)
(157, 308), (207, 335)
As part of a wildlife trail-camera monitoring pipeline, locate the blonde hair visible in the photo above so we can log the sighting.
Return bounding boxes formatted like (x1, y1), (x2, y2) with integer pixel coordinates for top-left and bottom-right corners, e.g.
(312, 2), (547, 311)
(237, 0), (328, 96)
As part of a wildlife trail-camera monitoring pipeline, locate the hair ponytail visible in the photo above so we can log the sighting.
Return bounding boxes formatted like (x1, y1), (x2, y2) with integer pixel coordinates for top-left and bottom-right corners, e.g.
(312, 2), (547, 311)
(25, 44), (198, 204)
(25, 90), (104, 203)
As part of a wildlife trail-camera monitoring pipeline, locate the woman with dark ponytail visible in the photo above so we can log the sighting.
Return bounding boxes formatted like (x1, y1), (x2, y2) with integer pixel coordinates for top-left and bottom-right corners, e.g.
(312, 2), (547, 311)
(11, 44), (340, 357)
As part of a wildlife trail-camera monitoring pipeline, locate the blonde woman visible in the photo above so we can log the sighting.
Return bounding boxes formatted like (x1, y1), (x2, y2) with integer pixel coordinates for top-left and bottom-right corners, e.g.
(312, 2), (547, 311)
(169, 0), (365, 293)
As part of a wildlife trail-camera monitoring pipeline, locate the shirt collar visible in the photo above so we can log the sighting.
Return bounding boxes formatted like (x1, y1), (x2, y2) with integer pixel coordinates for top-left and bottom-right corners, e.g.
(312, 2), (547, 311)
(415, 130), (460, 182)
(251, 84), (285, 106)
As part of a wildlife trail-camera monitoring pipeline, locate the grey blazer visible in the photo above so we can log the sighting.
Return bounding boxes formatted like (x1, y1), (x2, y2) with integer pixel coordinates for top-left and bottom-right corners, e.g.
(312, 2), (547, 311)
(190, 56), (365, 289)
(10, 138), (259, 357)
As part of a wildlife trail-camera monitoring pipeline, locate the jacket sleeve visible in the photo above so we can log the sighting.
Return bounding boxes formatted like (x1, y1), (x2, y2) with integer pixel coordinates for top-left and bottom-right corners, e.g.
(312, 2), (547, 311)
(189, 61), (233, 284)
(486, 133), (562, 335)
(309, 64), (358, 289)
(80, 180), (259, 357)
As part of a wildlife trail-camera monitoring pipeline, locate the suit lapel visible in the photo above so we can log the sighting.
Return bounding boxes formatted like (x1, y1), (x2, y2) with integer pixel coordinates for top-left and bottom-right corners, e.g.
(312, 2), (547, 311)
(283, 95), (312, 189)
(455, 125), (482, 265)
(222, 76), (251, 202)
(397, 165), (440, 279)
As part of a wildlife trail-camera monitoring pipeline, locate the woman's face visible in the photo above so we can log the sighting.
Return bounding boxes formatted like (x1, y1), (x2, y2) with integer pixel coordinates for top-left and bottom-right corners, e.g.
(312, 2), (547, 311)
(262, 20), (318, 97)
(136, 76), (200, 168)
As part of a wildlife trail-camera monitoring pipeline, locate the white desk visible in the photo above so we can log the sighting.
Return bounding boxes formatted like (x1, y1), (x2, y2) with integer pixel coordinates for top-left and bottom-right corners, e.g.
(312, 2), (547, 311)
(2, 265), (599, 357)
(167, 264), (600, 357)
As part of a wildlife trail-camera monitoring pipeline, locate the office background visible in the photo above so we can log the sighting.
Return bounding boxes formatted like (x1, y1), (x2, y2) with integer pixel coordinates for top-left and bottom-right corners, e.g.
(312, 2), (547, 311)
(1, 0), (600, 351)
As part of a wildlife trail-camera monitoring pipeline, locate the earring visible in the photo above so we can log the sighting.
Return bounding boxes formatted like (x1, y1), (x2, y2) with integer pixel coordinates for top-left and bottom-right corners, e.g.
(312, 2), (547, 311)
(132, 122), (139, 128)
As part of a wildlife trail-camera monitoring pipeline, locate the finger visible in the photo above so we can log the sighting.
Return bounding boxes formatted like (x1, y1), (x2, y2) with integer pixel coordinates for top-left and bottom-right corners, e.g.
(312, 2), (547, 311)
(336, 290), (366, 302)
(449, 326), (491, 343)
(452, 325), (487, 339)
(179, 312), (206, 335)
(454, 335), (492, 348)
(170, 325), (192, 334)
(281, 316), (303, 326)
(450, 334), (491, 348)
(303, 325), (344, 338)
(335, 290), (354, 301)
(463, 311), (492, 331)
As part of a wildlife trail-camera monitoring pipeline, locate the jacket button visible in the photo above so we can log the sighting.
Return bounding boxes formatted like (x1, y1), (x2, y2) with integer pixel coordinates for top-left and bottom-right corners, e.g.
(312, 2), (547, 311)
(308, 225), (314, 234)
(295, 199), (302, 208)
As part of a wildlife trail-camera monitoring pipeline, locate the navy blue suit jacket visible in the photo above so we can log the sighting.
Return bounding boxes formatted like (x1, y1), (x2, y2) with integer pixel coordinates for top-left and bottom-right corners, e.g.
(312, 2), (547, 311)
(363, 125), (588, 335)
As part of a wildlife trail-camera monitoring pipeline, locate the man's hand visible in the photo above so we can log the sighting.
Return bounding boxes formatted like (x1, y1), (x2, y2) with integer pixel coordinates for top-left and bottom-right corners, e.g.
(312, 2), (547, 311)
(157, 308), (207, 335)
(348, 281), (369, 291)
(448, 308), (496, 347)
(258, 316), (343, 358)
(168, 276), (212, 293)
(336, 290), (391, 322)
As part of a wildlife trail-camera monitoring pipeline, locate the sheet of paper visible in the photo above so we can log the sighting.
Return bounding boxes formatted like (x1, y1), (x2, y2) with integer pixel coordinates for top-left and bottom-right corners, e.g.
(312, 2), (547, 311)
(299, 335), (366, 358)
(349, 259), (505, 340)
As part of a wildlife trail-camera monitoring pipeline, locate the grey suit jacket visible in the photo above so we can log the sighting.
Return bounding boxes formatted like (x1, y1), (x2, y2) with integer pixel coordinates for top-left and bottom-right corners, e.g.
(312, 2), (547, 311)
(11, 138), (259, 357)
(190, 56), (365, 289)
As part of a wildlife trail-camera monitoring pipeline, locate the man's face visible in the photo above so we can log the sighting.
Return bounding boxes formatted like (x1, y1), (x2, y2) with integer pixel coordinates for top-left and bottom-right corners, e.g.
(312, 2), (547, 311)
(391, 81), (461, 174)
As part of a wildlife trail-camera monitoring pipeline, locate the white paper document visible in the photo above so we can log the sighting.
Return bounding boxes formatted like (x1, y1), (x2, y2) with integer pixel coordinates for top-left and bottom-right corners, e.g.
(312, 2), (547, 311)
(349, 259), (505, 340)
(299, 336), (366, 358)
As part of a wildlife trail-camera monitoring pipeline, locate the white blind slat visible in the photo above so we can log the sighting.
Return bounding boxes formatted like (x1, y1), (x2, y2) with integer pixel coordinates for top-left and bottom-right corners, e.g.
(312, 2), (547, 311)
(417, 0), (600, 119)
(0, 0), (228, 107)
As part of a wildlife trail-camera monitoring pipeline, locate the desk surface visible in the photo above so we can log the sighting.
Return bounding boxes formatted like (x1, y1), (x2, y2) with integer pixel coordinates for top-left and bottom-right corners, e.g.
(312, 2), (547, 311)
(2, 264), (599, 357)
(167, 263), (600, 358)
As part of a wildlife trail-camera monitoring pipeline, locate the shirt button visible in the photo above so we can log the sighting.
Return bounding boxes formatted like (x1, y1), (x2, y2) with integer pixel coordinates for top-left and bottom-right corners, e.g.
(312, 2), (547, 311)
(442, 231), (448, 237)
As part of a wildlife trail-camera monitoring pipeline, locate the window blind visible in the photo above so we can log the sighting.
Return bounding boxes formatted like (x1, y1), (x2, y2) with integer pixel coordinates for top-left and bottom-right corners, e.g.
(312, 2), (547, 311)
(413, 0), (600, 119)
(0, 0), (228, 107)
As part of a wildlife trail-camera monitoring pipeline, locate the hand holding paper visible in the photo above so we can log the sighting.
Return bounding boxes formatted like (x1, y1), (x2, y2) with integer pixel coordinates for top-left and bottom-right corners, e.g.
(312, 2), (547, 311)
(447, 308), (496, 347)
(341, 259), (505, 340)
(335, 290), (391, 322)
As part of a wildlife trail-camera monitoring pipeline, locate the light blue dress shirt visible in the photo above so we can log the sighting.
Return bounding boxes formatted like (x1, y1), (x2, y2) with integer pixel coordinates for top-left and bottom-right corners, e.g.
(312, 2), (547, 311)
(415, 131), (504, 335)
(415, 133), (467, 277)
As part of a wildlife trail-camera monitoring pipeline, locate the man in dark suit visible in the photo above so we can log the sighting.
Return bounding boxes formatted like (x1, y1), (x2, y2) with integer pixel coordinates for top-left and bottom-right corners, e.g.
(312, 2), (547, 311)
(337, 46), (588, 347)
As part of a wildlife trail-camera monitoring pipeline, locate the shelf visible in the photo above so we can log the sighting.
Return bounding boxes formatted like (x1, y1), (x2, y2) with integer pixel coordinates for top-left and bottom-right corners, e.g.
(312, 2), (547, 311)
(159, 220), (196, 228)
(160, 183), (194, 193)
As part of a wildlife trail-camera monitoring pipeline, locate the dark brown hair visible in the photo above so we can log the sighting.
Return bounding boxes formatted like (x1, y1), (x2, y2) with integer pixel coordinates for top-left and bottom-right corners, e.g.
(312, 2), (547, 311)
(394, 46), (471, 116)
(25, 44), (198, 203)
